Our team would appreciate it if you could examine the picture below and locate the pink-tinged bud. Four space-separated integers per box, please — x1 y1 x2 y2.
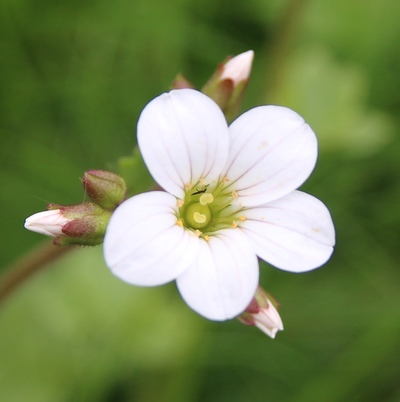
220 50 254 85
82 170 126 210
202 50 254 122
238 287 284 339
24 209 70 237
24 203 112 246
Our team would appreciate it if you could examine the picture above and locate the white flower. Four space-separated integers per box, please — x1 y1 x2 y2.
24 209 70 237
220 50 254 85
104 89 335 321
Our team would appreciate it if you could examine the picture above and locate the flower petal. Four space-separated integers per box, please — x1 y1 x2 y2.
176 229 259 320
253 300 284 339
223 106 318 206
220 50 254 85
103 191 200 286
240 190 335 272
24 209 69 237
138 89 229 199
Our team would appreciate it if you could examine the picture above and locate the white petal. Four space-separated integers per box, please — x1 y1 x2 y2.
240 191 335 272
176 229 259 320
24 209 69 237
103 191 200 286
223 106 318 206
138 89 229 199
253 300 284 339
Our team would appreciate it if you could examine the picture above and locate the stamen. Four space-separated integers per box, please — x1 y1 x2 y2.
194 229 202 237
232 190 238 198
203 235 210 241
176 219 183 227
177 199 184 208
239 216 246 221
199 193 214 205
231 221 238 228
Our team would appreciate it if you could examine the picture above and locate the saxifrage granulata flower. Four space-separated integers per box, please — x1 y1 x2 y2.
103 88 335 320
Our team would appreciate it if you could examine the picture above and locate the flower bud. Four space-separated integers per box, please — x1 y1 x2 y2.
220 50 254 85
238 286 284 339
25 203 112 246
202 50 254 122
24 209 70 237
82 170 126 210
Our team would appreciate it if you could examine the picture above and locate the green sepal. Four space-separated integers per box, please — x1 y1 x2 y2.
53 203 112 247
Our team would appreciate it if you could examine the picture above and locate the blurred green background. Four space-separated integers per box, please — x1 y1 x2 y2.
1 0 400 401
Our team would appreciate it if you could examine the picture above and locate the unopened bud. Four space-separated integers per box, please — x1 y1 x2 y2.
82 170 126 210
202 50 254 122
220 50 254 85
24 209 70 237
238 286 284 339
24 203 112 246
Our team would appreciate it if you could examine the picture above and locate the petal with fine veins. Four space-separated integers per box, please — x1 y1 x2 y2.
138 89 229 199
176 229 259 320
240 191 335 272
223 106 318 206
104 191 200 286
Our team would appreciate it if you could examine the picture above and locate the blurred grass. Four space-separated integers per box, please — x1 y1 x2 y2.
1 0 400 401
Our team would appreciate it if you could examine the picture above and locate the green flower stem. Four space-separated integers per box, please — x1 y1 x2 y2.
0 241 76 307
264 0 308 102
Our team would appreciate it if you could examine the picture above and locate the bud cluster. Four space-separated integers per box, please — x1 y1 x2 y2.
24 170 127 246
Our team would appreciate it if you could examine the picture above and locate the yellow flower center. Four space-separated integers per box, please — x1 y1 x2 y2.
177 179 246 239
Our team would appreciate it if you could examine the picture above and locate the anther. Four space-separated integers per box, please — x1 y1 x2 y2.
199 193 214 205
